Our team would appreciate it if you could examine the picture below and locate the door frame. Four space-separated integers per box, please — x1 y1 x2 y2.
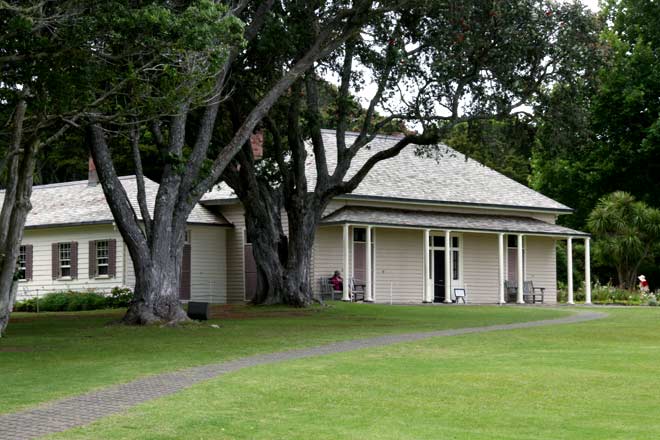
505 234 527 283
429 232 464 302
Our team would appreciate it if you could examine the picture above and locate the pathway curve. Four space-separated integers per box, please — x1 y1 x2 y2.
0 310 606 440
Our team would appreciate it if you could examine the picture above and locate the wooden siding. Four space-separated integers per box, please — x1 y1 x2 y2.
18 225 126 299
220 204 246 303
525 236 558 304
373 228 424 303
312 226 343 295
189 226 227 303
462 233 500 303
324 198 559 223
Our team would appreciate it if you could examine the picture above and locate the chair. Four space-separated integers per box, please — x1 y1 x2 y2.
453 288 467 304
504 280 518 303
523 281 545 304
319 277 341 301
350 278 365 302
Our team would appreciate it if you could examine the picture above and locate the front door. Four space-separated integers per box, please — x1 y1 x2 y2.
244 243 257 301
179 243 191 300
353 242 366 284
433 249 445 303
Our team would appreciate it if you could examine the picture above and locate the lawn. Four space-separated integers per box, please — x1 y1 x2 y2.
42 307 660 440
0 303 565 415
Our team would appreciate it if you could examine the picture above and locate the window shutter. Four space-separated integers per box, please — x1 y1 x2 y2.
108 239 117 278
52 243 59 279
71 241 78 279
89 240 96 278
25 245 33 281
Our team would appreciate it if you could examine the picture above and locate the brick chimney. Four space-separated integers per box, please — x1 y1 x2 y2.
250 130 264 160
88 157 98 187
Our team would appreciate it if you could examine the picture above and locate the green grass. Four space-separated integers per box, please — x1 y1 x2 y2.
0 303 565 415
43 307 660 440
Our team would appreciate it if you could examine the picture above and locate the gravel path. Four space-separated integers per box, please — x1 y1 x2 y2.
0 310 606 440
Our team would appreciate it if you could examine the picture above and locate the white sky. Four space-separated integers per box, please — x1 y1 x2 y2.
580 0 600 12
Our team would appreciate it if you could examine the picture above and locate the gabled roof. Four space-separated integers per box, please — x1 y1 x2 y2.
202 129 571 213
9 176 230 229
321 206 588 237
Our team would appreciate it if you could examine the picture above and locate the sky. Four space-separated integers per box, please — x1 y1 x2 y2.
580 0 600 12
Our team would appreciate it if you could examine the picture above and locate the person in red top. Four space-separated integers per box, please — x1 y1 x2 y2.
330 270 343 292
638 275 649 292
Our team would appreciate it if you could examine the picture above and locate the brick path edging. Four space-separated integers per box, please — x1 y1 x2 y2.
0 310 606 440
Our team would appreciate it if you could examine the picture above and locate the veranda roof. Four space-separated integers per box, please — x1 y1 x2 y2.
320 206 588 237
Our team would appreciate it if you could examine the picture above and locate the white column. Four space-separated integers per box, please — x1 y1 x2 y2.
423 229 431 303
517 234 524 304
342 223 351 301
567 237 574 305
444 230 452 303
584 237 591 305
498 233 505 304
365 226 373 302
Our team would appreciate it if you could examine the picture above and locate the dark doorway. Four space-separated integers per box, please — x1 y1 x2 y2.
433 249 445 303
179 243 191 300
244 243 257 301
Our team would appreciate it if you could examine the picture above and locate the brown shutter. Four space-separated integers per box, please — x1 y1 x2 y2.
108 239 117 278
179 244 191 300
89 240 96 278
71 241 78 279
25 245 33 281
52 243 59 279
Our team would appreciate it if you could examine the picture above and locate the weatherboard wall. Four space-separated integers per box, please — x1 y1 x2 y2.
18 224 127 299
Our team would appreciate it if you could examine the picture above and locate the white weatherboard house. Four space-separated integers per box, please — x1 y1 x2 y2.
14 130 591 305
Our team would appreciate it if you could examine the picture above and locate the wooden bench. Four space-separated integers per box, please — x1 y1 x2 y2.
319 277 341 301
504 280 545 304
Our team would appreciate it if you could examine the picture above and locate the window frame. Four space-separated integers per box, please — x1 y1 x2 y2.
17 245 27 281
96 240 109 277
59 242 72 278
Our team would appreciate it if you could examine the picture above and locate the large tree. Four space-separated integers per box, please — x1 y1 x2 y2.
587 192 660 289
219 0 602 305
85 0 377 324
532 0 660 229
0 0 136 335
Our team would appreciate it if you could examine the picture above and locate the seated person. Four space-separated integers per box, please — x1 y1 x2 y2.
330 270 343 292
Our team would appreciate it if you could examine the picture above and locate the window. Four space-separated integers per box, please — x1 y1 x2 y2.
17 245 27 281
59 242 71 277
432 236 444 247
452 236 459 248
353 228 366 243
96 240 109 276
453 250 459 280
508 235 518 248
185 230 191 244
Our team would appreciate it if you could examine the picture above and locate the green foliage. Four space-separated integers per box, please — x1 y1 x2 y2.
445 119 535 184
13 288 133 312
587 191 660 288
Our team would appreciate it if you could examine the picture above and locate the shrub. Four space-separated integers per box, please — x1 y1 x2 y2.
108 287 133 308
13 287 134 312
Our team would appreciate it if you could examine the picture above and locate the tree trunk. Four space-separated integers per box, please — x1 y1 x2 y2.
0 100 36 337
246 191 321 307
88 124 190 326
122 253 189 325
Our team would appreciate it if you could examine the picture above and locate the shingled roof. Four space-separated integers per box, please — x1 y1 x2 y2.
202 129 571 213
12 176 230 229
321 206 588 237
